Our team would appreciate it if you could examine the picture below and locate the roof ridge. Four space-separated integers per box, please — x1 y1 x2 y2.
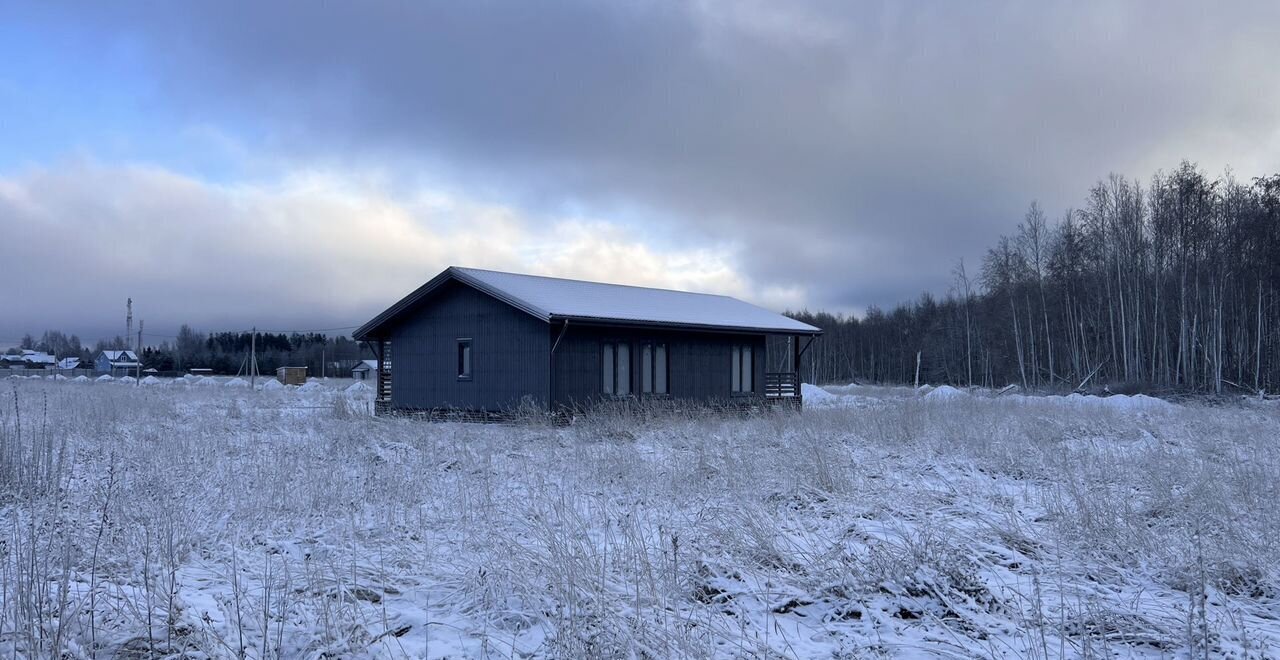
451 266 738 300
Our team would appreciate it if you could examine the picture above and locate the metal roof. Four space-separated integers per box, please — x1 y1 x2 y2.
354 266 820 339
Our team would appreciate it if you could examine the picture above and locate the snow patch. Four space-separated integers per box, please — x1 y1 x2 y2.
1100 393 1175 412
800 383 842 407
344 381 373 396
924 384 968 401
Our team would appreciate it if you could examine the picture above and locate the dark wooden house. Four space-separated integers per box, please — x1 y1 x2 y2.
354 267 821 416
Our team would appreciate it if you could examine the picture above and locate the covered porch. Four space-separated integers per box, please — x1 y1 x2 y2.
764 333 815 408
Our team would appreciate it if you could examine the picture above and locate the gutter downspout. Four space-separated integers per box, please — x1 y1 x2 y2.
549 320 569 413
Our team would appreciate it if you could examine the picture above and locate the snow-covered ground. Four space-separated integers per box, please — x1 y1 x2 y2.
1 378 1278 658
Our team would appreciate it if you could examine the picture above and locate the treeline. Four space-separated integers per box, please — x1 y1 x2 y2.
10 330 89 361
12 326 370 376
789 161 1280 394
146 326 368 375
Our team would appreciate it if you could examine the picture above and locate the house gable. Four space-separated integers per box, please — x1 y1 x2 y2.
386 280 550 411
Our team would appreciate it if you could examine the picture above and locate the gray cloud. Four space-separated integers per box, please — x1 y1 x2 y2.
0 162 766 342
12 0 1280 330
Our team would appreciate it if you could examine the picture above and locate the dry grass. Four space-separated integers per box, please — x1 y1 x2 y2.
1 379 1277 658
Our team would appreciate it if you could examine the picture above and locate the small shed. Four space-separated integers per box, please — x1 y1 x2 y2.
276 366 308 386
351 360 377 380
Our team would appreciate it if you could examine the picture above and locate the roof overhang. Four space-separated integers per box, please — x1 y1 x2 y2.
548 315 821 336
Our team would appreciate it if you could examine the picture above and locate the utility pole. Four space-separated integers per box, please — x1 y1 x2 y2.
136 320 143 384
250 327 257 389
126 298 133 350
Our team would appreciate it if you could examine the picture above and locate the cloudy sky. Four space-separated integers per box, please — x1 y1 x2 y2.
3 1 1279 344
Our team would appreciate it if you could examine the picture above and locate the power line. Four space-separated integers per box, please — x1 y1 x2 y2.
252 325 362 334
143 325 360 337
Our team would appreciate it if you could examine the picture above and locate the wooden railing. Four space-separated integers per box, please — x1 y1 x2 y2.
377 367 392 400
376 341 392 414
764 372 800 399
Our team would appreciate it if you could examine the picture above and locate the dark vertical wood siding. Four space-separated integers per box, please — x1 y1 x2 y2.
388 281 549 411
551 325 766 409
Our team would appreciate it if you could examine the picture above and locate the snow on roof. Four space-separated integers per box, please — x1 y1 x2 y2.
454 267 819 333
57 357 81 369
352 360 377 371
357 266 820 338
18 352 55 364
102 350 138 361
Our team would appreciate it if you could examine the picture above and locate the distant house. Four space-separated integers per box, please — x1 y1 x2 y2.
96 350 140 376
351 360 377 381
10 351 57 369
56 357 81 371
328 359 362 376
354 266 821 416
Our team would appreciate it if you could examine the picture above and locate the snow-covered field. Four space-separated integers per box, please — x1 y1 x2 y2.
2 377 1278 658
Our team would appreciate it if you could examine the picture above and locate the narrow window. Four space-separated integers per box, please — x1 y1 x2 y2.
640 343 668 395
731 344 753 393
602 343 615 395
731 346 741 392
641 344 653 393
655 344 667 394
616 343 631 395
457 339 472 379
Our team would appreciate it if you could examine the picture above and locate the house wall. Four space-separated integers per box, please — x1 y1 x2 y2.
551 325 767 410
387 281 550 411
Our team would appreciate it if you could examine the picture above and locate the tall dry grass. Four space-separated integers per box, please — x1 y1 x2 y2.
0 380 1276 657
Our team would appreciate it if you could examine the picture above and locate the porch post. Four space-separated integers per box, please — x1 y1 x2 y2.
793 334 801 382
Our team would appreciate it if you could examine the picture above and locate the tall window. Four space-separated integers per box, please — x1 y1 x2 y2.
602 342 631 395
731 344 753 393
641 343 668 394
457 339 472 379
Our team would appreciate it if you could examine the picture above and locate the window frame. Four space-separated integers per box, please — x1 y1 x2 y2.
639 342 669 396
456 338 473 381
730 343 754 395
601 340 632 397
